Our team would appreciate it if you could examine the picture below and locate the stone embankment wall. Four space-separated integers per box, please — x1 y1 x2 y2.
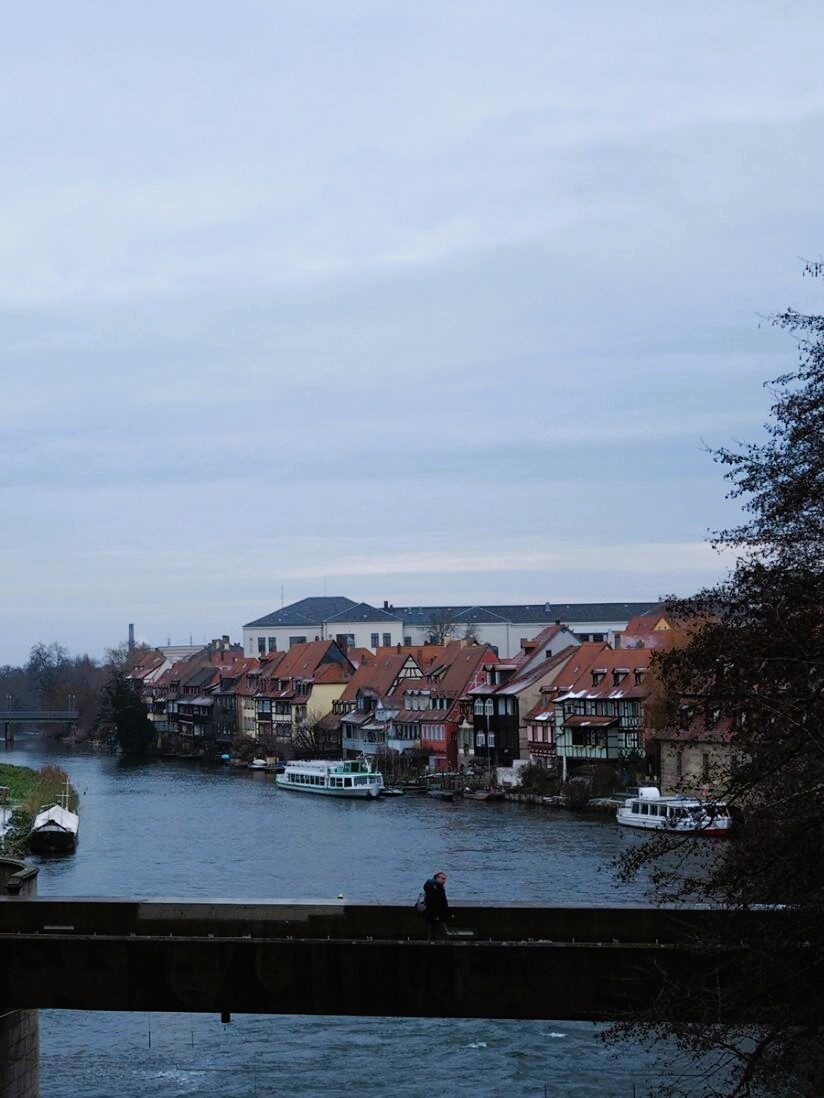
0 857 39 1098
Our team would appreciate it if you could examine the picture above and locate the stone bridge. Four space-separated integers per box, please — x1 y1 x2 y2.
0 859 818 1097
0 894 814 1021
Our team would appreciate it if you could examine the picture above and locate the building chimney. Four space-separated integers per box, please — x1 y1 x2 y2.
383 600 389 610
128 623 135 650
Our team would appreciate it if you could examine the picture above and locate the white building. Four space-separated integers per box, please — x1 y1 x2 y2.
243 597 655 659
243 597 403 657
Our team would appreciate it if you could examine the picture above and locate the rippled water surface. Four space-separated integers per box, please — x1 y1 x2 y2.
4 739 674 1096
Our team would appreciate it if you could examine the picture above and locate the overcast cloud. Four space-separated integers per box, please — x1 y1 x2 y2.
1 1 823 664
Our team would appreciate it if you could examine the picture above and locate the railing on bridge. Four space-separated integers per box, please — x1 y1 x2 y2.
0 898 816 1022
0 710 80 722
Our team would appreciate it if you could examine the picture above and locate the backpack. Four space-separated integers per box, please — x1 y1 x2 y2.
414 890 427 916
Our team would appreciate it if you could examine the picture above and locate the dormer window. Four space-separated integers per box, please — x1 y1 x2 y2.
613 669 629 687
634 668 646 685
592 670 606 686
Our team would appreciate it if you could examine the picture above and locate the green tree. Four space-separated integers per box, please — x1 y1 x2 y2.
95 671 155 756
615 261 824 1096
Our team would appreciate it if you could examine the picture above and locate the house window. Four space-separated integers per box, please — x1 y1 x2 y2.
289 636 307 648
267 638 278 653
257 637 266 654
404 636 412 645
382 633 391 646
473 699 484 715
335 633 355 647
370 633 379 648
592 633 604 643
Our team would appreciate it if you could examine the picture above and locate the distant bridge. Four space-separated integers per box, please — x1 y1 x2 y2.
0 709 79 745
0 897 816 1022
0 710 79 724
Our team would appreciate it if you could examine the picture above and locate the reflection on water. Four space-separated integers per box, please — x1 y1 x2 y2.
4 740 669 1096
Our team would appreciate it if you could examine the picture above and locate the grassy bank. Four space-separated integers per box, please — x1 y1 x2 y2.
0 763 78 856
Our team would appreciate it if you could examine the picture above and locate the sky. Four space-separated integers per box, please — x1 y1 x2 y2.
2 0 824 665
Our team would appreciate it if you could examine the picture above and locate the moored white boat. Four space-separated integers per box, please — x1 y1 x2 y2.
616 786 732 835
275 758 384 799
28 783 79 853
0 805 14 843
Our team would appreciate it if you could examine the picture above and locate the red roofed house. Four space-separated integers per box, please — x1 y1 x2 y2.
336 653 423 759
553 646 654 783
254 640 354 754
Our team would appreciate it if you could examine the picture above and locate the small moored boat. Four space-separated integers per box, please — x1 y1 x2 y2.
275 758 384 799
28 783 79 853
616 787 732 835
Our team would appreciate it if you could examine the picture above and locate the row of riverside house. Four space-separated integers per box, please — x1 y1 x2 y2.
128 606 733 795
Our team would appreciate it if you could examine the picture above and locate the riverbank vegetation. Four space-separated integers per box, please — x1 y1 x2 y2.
0 763 78 856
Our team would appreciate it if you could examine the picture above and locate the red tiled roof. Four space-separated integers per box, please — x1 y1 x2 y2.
557 645 655 700
312 663 351 685
426 642 497 697
266 640 343 679
338 654 421 702
373 644 445 670
346 648 374 668
512 624 570 667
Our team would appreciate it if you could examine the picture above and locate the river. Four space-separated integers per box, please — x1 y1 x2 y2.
4 738 682 1097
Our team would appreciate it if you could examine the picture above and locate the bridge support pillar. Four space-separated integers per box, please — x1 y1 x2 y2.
0 860 39 1098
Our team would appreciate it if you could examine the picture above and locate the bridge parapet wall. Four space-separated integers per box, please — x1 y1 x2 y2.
0 898 814 1025
0 860 38 1098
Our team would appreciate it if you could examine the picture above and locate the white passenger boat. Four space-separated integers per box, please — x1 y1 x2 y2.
616 786 732 836
28 783 79 853
275 758 384 799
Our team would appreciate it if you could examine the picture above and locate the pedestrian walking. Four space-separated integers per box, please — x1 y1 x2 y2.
423 870 451 940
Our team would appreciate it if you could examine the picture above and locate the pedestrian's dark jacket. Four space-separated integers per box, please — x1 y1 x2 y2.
423 877 449 923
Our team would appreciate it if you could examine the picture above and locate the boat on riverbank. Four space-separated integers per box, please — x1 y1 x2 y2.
275 758 384 799
616 787 732 835
28 784 79 853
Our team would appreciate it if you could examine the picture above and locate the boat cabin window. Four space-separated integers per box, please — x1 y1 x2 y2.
640 803 649 815
631 803 639 814
344 778 352 787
